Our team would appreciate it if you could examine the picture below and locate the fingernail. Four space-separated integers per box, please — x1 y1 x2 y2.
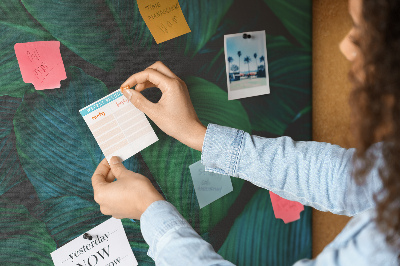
124 89 133 100
110 156 122 165
120 85 130 92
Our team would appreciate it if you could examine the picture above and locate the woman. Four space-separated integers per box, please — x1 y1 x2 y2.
91 0 400 264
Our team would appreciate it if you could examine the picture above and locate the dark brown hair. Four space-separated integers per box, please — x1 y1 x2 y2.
350 0 400 253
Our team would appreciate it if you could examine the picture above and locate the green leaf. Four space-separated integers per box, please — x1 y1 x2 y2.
21 0 118 71
187 76 251 131
218 189 312 265
0 96 27 196
0 198 56 265
14 66 140 201
179 0 234 56
33 196 108 247
106 0 233 56
240 34 311 136
0 0 41 29
263 0 311 49
105 0 153 50
0 96 21 139
141 76 251 234
191 32 311 138
0 21 53 97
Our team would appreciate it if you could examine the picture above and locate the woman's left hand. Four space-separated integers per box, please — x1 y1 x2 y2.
91 157 164 220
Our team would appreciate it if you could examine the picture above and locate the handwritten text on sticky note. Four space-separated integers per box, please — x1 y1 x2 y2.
137 0 191 44
189 161 233 209
269 191 304 224
14 41 66 90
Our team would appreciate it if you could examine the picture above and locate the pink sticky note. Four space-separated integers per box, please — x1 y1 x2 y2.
14 41 67 90
269 191 304 224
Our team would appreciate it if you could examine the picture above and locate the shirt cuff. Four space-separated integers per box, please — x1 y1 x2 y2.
140 200 191 259
201 123 245 176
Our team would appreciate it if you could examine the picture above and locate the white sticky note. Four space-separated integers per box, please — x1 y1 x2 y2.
189 161 233 208
51 218 138 266
79 90 158 162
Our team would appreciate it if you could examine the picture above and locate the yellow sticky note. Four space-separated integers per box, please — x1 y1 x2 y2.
137 0 191 44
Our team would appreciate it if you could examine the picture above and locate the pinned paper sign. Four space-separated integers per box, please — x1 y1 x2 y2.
189 161 233 209
137 0 191 44
51 218 137 266
14 41 66 90
269 191 304 224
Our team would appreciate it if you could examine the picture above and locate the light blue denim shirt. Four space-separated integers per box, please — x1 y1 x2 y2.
140 124 399 265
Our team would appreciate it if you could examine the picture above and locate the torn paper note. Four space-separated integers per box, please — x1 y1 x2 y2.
79 89 158 162
51 218 137 266
269 191 304 224
189 161 233 208
137 0 191 44
14 41 66 90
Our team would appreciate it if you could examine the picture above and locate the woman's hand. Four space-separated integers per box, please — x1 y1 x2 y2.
91 157 164 220
120 61 206 151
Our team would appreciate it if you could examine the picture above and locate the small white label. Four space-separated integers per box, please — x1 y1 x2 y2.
51 218 137 266
189 161 233 208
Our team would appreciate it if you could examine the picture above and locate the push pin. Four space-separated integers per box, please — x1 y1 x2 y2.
120 85 130 92
243 33 252 39
83 233 96 241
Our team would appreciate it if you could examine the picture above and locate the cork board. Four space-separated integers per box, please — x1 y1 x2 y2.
312 0 353 257
1 0 312 265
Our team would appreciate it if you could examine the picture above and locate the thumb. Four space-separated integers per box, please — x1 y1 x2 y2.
122 88 154 115
109 156 128 178
92 158 110 188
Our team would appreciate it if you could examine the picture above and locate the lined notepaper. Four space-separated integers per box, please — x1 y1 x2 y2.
80 90 158 162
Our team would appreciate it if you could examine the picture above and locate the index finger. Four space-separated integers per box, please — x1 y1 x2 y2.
120 68 174 93
92 158 111 189
146 61 178 79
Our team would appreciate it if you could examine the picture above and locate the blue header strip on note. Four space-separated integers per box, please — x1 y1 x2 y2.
79 90 123 116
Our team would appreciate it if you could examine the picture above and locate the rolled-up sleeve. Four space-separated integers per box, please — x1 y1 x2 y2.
201 124 382 216
140 200 234 265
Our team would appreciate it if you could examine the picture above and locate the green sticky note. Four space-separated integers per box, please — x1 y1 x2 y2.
189 161 233 208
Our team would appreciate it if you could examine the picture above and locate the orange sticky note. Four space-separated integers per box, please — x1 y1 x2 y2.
14 41 67 90
269 191 304 224
137 0 191 44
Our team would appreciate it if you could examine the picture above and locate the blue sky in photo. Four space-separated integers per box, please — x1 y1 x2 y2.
226 33 266 73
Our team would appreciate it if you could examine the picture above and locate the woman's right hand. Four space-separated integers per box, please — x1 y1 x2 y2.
120 61 207 151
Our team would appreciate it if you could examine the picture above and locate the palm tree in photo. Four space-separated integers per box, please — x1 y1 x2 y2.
253 53 257 74
227 56 234 73
237 51 242 77
260 55 266 76
244 56 251 78
231 64 239 73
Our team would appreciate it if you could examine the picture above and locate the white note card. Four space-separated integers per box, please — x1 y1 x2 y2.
189 161 234 208
51 218 137 266
79 90 158 162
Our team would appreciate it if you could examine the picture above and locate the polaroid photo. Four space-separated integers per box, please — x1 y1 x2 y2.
224 30 270 100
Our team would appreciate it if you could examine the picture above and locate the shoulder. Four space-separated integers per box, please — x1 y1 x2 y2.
324 209 399 265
